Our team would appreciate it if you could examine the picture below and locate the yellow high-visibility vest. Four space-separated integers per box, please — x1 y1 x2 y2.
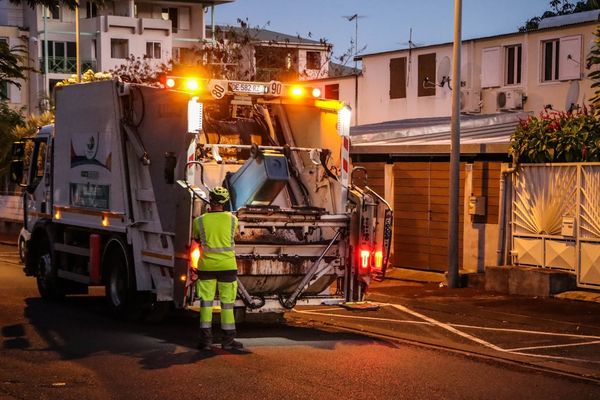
192 212 238 271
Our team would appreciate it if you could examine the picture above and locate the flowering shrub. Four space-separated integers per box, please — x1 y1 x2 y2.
510 106 600 163
55 69 112 88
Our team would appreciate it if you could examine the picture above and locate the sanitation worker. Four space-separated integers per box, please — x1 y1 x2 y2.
192 186 243 351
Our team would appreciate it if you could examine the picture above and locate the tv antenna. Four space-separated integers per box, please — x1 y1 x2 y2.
397 28 422 86
343 14 366 70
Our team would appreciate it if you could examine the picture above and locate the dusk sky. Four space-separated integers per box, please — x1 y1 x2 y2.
215 0 556 59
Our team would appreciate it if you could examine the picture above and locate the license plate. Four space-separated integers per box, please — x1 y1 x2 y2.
229 82 267 94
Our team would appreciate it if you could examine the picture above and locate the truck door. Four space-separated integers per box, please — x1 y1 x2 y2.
24 138 50 230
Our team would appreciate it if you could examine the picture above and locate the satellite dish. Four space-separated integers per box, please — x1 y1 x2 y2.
565 80 580 111
437 56 451 88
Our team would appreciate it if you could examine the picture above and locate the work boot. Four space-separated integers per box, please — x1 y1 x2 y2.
197 328 213 351
221 330 243 350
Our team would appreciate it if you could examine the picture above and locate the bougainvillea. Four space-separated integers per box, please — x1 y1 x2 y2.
510 106 600 163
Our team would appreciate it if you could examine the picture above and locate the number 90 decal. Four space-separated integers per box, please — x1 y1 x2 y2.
269 81 283 96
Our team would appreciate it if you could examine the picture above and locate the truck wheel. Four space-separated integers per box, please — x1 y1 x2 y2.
18 235 27 264
35 236 64 300
104 239 139 318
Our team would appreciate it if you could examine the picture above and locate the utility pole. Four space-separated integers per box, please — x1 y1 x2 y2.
43 6 48 97
447 0 462 288
75 0 81 81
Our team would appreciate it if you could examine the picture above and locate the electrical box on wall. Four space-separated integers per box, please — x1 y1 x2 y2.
561 216 575 237
468 196 486 216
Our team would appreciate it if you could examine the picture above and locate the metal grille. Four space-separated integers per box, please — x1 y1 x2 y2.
511 163 600 287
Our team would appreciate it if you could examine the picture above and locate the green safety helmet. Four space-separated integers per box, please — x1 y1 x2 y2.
209 186 230 204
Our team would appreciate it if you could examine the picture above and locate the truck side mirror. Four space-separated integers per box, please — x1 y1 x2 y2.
10 160 24 184
12 141 25 158
164 152 177 184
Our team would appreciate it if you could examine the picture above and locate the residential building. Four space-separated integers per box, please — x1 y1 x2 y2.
306 11 600 277
310 10 600 126
0 0 233 113
0 1 28 113
203 25 331 81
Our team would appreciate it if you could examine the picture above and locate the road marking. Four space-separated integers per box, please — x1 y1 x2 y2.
292 309 430 325
295 303 600 364
387 303 505 351
452 323 600 340
506 340 600 352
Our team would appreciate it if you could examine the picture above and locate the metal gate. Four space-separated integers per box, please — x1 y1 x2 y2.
512 163 600 288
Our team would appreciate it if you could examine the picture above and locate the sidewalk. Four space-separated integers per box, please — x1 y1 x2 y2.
382 266 600 304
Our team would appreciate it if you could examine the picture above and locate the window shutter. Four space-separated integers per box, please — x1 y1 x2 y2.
389 57 407 99
179 7 190 30
481 47 501 88
417 53 436 97
559 35 582 80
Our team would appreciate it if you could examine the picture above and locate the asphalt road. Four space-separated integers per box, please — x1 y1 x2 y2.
1 244 600 400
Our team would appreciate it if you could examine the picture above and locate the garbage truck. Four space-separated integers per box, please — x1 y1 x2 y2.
10 77 393 318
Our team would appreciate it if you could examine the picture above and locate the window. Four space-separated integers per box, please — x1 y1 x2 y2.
111 39 129 59
505 44 522 85
42 41 77 73
418 53 436 97
306 51 321 70
86 1 98 18
162 8 178 33
543 39 560 82
389 57 407 99
256 47 294 69
48 4 60 20
146 42 161 59
324 84 339 100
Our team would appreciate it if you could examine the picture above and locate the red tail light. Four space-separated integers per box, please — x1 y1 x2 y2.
190 242 201 269
360 249 371 271
374 250 383 270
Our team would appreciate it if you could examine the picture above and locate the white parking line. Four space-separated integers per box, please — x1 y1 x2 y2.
506 340 600 352
295 303 600 364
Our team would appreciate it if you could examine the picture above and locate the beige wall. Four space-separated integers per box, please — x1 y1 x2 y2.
313 21 599 126
475 23 597 115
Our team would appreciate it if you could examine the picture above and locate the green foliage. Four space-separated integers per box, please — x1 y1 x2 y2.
0 102 26 177
588 26 600 109
0 41 28 95
520 0 600 32
510 107 600 163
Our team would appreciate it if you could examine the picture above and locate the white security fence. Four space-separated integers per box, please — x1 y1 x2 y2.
511 163 600 288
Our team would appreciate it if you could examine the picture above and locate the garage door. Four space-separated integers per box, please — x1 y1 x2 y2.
394 162 464 272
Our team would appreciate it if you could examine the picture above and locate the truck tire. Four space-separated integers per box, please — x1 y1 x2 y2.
104 239 140 319
18 235 27 264
35 235 65 300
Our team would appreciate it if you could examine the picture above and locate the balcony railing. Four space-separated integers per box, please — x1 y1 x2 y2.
39 58 97 74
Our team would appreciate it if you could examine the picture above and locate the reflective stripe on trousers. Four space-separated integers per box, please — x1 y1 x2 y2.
196 279 238 331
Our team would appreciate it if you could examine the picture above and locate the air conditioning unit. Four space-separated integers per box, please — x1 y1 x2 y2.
496 89 523 110
460 90 481 113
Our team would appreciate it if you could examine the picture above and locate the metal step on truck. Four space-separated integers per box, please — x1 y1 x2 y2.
10 77 393 319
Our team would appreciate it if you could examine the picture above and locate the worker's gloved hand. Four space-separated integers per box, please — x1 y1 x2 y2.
188 268 198 283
